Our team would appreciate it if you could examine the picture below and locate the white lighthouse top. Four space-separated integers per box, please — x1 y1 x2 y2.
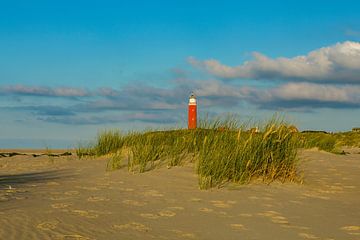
189 93 196 105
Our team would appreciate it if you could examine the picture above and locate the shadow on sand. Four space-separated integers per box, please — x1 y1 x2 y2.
0 170 75 189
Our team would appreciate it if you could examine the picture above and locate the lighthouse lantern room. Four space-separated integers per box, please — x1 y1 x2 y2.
188 93 197 129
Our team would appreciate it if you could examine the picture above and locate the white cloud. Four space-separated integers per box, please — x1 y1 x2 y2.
52 87 90 97
187 80 360 109
189 41 360 83
267 82 360 103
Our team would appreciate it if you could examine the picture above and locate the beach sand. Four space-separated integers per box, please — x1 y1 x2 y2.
0 149 359 240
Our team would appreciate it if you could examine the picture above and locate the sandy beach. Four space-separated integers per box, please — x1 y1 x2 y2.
0 149 359 240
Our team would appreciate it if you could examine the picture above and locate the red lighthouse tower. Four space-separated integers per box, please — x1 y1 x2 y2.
188 93 197 129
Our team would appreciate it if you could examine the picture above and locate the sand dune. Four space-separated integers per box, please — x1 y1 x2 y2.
0 149 359 239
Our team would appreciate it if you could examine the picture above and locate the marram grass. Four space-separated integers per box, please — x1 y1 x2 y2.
299 131 360 153
80 116 306 189
196 121 299 188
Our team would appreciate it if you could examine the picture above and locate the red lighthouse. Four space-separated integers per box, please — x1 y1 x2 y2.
188 93 197 129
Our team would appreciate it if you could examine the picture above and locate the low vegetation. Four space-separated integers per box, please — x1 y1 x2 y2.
77 116 359 189
300 131 360 153
78 117 304 189
335 131 360 148
300 132 338 152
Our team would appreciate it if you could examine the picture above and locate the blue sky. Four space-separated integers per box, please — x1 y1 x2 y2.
0 1 360 148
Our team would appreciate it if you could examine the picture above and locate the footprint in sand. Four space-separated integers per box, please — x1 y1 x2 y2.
139 211 176 219
257 211 289 225
87 196 110 202
302 192 330 200
317 189 339 194
71 210 98 218
271 215 289 224
91 210 112 215
170 230 196 239
199 208 214 213
210 200 236 208
75 186 100 191
341 226 360 231
56 234 93 240
341 226 360 236
36 220 59 230
50 192 62 195
143 190 164 197
238 213 252 217
290 200 303 205
217 211 228 216
180 233 196 239
298 232 320 239
158 210 176 217
122 199 147 207
46 181 60 186
167 206 185 211
51 203 72 209
281 224 310 230
118 187 134 192
112 222 151 232
49 196 72 201
230 223 247 231
140 213 160 219
97 183 110 188
64 191 79 196
14 196 26 200
318 185 344 194
141 207 181 219
190 198 202 202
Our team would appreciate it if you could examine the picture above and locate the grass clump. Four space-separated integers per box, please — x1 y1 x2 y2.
197 121 299 189
95 130 124 155
128 133 165 172
76 143 96 159
76 130 124 159
106 152 124 170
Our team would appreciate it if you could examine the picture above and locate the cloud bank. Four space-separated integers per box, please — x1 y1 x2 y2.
252 82 360 110
2 41 360 125
38 112 180 125
4 80 360 123
189 41 360 83
0 85 90 97
192 81 360 110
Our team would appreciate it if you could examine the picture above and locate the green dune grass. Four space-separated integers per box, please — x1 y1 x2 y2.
300 131 360 153
78 117 307 189
76 116 359 189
